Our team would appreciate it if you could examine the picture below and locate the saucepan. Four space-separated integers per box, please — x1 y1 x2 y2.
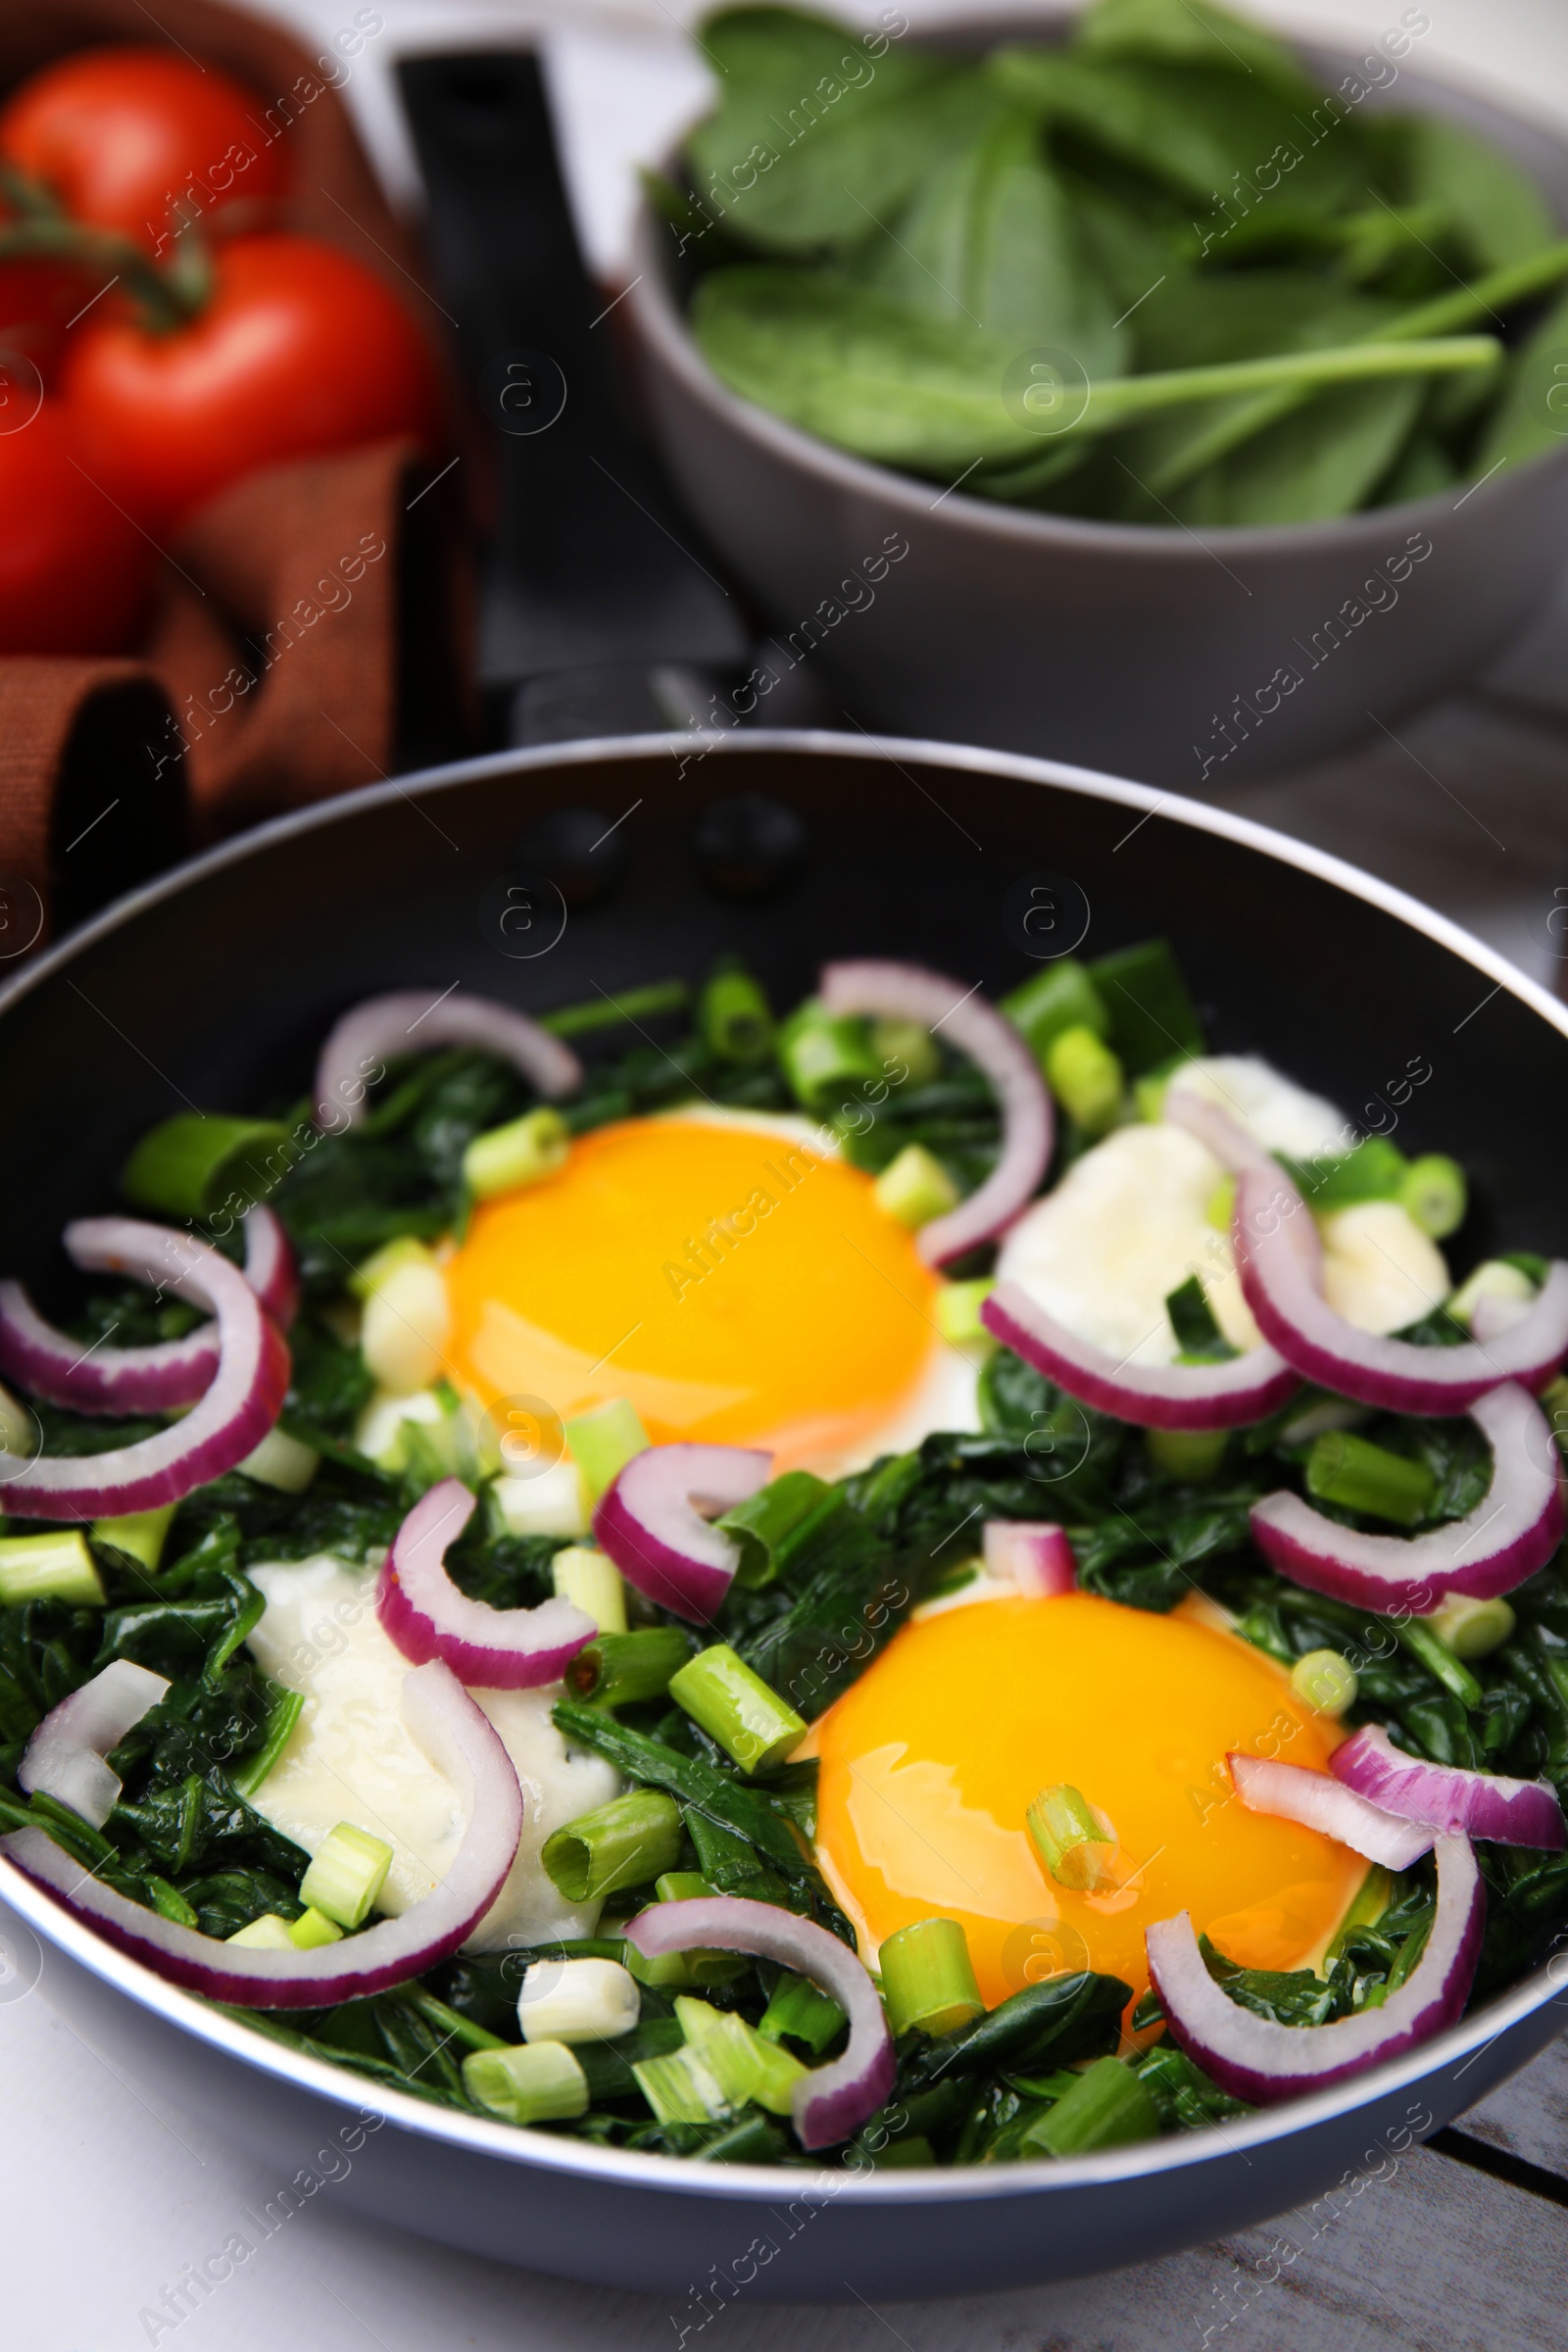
0 730 1563 2301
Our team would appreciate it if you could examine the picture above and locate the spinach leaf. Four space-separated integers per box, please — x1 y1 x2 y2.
1167 375 1425 525
864 108 1120 375
1474 285 1568 477
1075 0 1320 108
1383 114 1556 273
685 8 989 257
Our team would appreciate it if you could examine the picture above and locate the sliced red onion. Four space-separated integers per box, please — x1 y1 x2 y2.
593 1444 771 1623
818 960 1053 1268
1162 1083 1280 1180
982 1519 1077 1595
1146 1834 1483 2105
0 1220 289 1519
1331 1723 1567 1849
1227 1750 1434 1872
981 1279 1298 1431
621 1894 894 2148
1250 1383 1563 1612
1234 1165 1568 1413
0 1204 297 1416
243 1207 299 1331
2 1659 522 2007
315 992 582 1131
377 1478 595 1688
18 1660 171 1830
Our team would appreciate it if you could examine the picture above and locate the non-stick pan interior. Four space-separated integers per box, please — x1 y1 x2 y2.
5 736 1563 1305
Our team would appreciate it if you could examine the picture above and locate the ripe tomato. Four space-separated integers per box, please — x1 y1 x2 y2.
0 397 151 653
0 253 97 384
0 47 288 255
61 233 444 529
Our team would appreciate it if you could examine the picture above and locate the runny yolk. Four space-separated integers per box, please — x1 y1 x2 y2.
444 1116 940 1469
807 1592 1365 2007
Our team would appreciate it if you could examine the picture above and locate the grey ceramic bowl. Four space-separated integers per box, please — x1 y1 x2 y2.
628 18 1568 786
0 730 1565 2303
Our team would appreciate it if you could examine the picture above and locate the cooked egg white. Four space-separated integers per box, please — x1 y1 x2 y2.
244 1555 618 1950
998 1056 1448 1362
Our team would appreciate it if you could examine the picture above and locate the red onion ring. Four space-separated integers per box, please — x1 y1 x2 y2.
2 1660 523 2007
242 1207 299 1331
621 1894 894 2148
1228 1750 1435 1871
817 960 1053 1268
0 1220 290 1519
0 1205 297 1415
18 1660 171 1830
594 1444 771 1623
1250 1384 1563 1612
1234 1165 1568 1413
1146 1834 1483 2105
315 992 582 1131
378 1478 595 1688
1162 1083 1280 1179
981 1519 1077 1595
1331 1723 1567 1849
982 1279 1298 1430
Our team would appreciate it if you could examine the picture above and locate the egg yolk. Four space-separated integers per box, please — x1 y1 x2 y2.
808 1592 1364 2007
445 1117 940 1468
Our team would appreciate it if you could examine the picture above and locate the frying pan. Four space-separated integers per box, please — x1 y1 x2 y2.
0 730 1563 2302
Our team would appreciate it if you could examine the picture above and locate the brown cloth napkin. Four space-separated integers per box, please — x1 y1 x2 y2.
0 0 474 951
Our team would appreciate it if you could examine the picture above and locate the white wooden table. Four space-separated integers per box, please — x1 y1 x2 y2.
11 2 1568 2341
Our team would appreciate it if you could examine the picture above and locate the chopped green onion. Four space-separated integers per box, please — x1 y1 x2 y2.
1164 1274 1235 1363
551 1544 626 1634
121 1112 292 1220
298 1821 393 1930
0 1530 103 1607
1204 1176 1236 1231
699 962 774 1063
564 1398 649 1501
91 1505 175 1574
1396 1618 1484 1709
287 1905 344 1950
1021 2055 1160 2157
999 958 1110 1064
1430 1592 1516 1660
238 1425 318 1494
1541 1374 1568 1457
1291 1648 1358 1716
1044 1025 1123 1133
1305 1431 1436 1527
349 1233 434 1299
633 2046 730 2126
1088 940 1205 1073
564 1626 695 1708
231 1688 304 1796
1448 1259 1535 1327
226 1913 298 1950
760 1970 846 2054
935 1278 996 1348
716 1470 833 1588
540 1788 684 1902
869 1015 940 1086
462 1107 569 1200
624 1872 747 1989
517 1954 641 2044
879 1917 984 2037
1026 1785 1116 1892
539 980 690 1038
1145 1427 1228 1483
872 1143 958 1229
464 2039 589 2125
1282 1136 1406 1208
676 1996 807 2115
667 1642 806 1774
777 1002 882 1110
1400 1154 1467 1241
